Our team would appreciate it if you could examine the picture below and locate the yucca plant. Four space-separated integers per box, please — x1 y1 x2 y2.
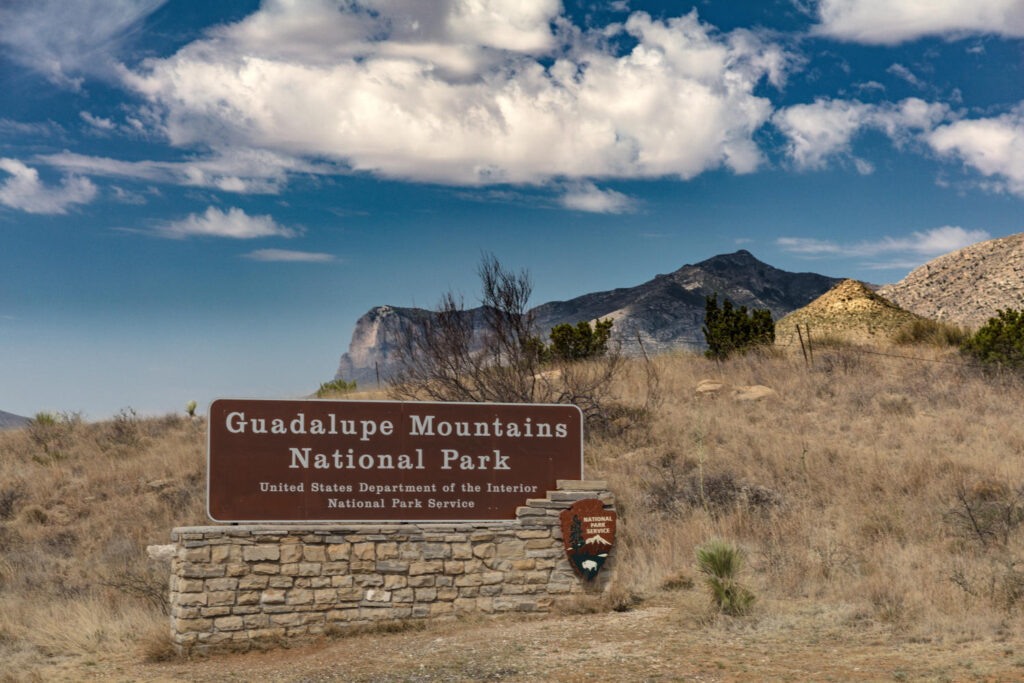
696 539 756 615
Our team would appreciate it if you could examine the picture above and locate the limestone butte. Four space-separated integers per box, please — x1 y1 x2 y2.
776 279 922 346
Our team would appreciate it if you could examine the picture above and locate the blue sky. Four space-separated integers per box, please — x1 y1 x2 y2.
1 0 1023 419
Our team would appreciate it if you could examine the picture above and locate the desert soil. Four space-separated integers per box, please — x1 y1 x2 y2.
37 596 1024 682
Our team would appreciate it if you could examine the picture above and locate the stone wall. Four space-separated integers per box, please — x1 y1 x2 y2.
169 480 614 653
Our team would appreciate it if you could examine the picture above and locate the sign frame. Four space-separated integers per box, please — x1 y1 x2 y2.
206 397 584 524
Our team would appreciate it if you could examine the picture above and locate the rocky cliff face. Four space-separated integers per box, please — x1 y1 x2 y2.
335 250 842 385
878 232 1024 331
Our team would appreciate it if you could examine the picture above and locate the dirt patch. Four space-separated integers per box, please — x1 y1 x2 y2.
32 596 1024 682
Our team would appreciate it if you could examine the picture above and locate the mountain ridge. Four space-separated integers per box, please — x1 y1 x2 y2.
335 250 843 385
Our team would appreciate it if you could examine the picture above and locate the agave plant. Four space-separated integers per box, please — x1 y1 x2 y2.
696 539 756 616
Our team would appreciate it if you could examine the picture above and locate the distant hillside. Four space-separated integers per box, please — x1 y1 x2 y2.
0 410 29 430
335 250 842 385
776 279 923 346
879 232 1024 331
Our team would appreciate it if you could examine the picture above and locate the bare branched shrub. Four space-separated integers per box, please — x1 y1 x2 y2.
947 478 1024 548
387 254 621 423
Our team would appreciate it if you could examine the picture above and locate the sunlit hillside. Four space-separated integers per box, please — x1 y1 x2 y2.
2 343 1024 679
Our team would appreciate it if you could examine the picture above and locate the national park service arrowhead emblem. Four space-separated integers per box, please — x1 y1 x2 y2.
560 498 615 581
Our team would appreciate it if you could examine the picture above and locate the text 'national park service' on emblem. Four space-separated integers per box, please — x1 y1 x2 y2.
560 498 615 581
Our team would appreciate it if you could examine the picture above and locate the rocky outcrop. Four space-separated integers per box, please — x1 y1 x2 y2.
335 251 842 385
879 232 1024 331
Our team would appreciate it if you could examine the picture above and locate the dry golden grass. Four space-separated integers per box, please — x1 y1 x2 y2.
2 345 1024 678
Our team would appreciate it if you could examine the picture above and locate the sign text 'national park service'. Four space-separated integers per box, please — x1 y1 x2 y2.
207 399 583 522
560 498 616 581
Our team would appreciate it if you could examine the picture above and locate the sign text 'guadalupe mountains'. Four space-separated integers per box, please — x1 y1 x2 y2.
208 399 583 522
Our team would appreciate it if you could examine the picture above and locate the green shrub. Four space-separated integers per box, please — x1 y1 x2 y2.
695 539 756 615
961 309 1024 368
702 294 774 360
545 318 614 361
317 378 357 397
892 318 970 347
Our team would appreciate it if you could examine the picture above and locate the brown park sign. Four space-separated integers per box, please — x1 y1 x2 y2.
207 399 583 522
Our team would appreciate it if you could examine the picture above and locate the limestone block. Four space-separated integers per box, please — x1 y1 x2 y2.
414 587 437 602
205 577 238 592
173 617 212 633
296 563 321 577
314 589 338 604
214 616 244 631
279 545 303 563
211 544 241 563
182 563 225 579
268 576 294 588
176 592 208 607
207 591 236 607
515 529 550 539
375 560 409 574
443 561 464 575
451 542 473 560
310 577 332 589
260 589 286 604
392 587 414 603
421 543 451 560
436 587 458 601
331 575 354 588
201 606 232 619
376 542 398 559
323 561 350 576
472 543 495 559
286 588 313 605
270 612 301 627
384 575 407 590
352 542 375 560
183 546 210 563
337 587 363 601
242 545 280 562
364 589 391 602
236 591 260 605
408 560 444 575
408 575 435 588
238 575 268 590
280 563 300 577
225 563 248 577
243 614 270 629
303 545 326 562
354 574 384 587
326 543 351 561
251 563 280 575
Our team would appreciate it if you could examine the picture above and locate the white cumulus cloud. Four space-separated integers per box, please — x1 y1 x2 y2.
119 3 792 187
811 0 1024 44
927 105 1024 196
560 182 635 213
773 97 950 170
154 206 298 239
242 249 335 262
0 158 97 214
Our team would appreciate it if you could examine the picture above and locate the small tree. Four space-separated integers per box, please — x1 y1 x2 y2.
961 308 1024 369
547 319 614 361
702 294 774 360
387 254 620 422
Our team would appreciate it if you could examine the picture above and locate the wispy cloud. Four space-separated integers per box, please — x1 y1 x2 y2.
153 206 298 240
777 226 991 267
0 0 168 89
242 249 335 263
0 158 96 214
